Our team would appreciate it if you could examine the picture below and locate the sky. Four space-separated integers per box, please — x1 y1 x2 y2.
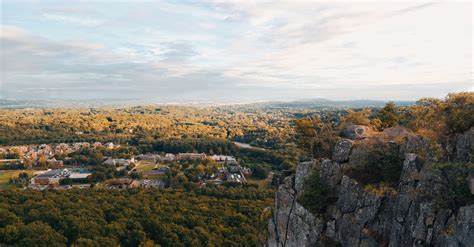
1 0 473 103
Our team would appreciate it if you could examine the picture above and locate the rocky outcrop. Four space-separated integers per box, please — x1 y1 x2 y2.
267 161 323 247
455 127 474 162
332 139 353 163
267 128 473 247
342 124 375 140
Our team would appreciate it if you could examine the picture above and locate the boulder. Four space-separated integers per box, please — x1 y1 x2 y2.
342 124 374 140
380 126 416 142
320 159 344 189
332 138 353 163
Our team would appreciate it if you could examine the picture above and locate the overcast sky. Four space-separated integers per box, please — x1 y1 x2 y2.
1 0 472 102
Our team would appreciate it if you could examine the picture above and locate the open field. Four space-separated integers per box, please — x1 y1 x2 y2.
134 161 158 171
134 161 169 172
246 177 270 190
0 170 35 189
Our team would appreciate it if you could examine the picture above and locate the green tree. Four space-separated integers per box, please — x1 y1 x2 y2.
18 221 67 247
297 167 330 214
252 165 268 179
130 171 143 179
377 102 399 130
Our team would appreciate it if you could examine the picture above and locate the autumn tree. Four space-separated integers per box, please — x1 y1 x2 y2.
376 102 399 130
443 92 474 134
295 117 336 159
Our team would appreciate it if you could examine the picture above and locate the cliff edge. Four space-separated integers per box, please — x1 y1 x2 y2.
267 127 473 247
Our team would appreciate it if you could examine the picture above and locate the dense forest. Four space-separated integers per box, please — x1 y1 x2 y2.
0 187 273 246
0 106 299 149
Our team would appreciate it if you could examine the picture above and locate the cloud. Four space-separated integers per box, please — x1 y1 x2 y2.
1 1 472 102
43 13 104 27
159 42 199 63
217 2 472 92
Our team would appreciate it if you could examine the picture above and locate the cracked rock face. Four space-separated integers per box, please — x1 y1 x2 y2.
455 127 474 162
267 128 473 247
267 161 323 247
332 139 353 163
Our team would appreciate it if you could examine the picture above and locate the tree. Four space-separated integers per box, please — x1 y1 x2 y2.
377 102 399 130
130 171 143 179
18 221 68 247
297 167 330 214
60 178 73 186
37 155 49 168
5 148 21 159
444 92 474 134
252 165 268 179
341 109 371 126
295 117 336 159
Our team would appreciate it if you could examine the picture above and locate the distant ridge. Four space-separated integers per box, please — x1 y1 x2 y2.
256 98 414 109
0 98 415 109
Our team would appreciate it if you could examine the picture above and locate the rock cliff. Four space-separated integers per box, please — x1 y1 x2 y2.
267 127 473 247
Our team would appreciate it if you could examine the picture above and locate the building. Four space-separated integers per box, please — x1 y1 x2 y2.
47 158 64 168
143 167 169 178
139 179 166 188
177 153 206 160
31 169 69 185
104 142 120 150
136 154 161 163
69 173 92 180
224 164 247 183
106 178 140 189
161 153 176 162
30 169 92 185
103 158 133 167
210 155 237 163
92 142 103 149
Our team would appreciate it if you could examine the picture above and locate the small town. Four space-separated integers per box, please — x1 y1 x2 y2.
0 141 261 191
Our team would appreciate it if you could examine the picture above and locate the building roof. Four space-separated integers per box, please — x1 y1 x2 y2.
69 173 92 179
35 169 65 178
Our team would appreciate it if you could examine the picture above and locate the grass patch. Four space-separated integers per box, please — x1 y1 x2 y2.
134 161 158 171
246 177 269 190
0 170 35 189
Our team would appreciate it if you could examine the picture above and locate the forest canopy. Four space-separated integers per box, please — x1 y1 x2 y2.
0 187 273 246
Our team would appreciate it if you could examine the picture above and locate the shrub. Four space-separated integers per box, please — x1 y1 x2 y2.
344 144 402 186
252 165 269 179
363 183 397 197
297 168 330 214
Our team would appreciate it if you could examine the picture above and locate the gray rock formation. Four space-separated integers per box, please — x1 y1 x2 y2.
267 128 473 247
342 124 374 140
332 139 353 163
267 161 323 247
455 127 474 162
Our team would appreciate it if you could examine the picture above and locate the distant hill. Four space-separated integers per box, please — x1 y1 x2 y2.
252 99 414 109
0 98 414 109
